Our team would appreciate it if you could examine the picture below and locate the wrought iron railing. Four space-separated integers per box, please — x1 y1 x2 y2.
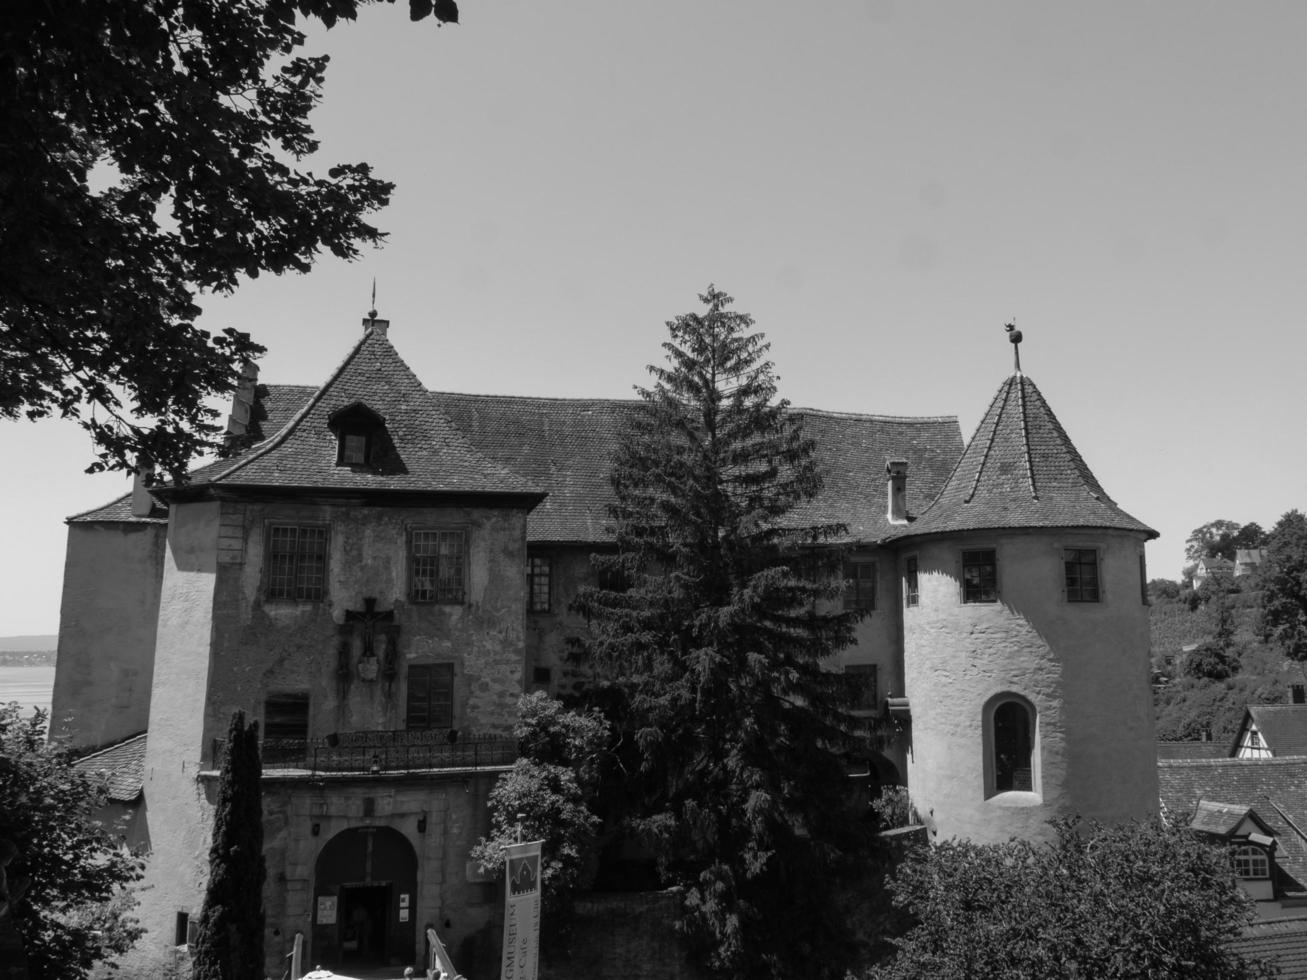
211 730 519 775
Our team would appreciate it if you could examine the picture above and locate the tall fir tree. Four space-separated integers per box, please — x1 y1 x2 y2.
576 286 875 979
192 711 265 980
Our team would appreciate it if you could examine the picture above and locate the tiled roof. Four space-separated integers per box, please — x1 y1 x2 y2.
1159 757 1307 893
1157 740 1228 760
895 372 1155 540
174 327 542 499
1242 706 1307 758
66 491 168 524
71 732 147 802
1190 800 1272 837
1231 916 1307 980
432 393 965 543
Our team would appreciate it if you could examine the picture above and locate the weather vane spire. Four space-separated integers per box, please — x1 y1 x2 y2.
1005 322 1023 373
368 277 378 321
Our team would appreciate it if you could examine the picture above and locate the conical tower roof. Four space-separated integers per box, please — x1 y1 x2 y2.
897 370 1155 540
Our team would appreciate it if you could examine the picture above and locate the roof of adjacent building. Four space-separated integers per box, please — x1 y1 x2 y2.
1159 757 1307 893
1189 799 1275 838
1234 706 1307 759
894 372 1156 540
70 732 147 803
1157 740 1228 761
1231 916 1307 980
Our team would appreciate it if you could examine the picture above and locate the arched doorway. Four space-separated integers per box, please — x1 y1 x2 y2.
312 826 418 971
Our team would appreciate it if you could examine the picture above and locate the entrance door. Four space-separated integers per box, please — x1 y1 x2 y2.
312 826 418 969
340 883 390 966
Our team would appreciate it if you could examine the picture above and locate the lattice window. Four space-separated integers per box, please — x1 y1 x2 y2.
410 529 466 603
1231 844 1270 879
528 554 551 612
962 549 997 603
843 561 877 612
406 663 454 730
266 524 328 601
904 556 919 608
1064 548 1100 602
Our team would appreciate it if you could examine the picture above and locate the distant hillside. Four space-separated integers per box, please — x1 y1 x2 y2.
0 634 56 652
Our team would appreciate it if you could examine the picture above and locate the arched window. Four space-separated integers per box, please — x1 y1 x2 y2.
1231 844 1270 880
987 697 1036 796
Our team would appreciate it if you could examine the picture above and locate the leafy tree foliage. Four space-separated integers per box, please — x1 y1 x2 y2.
1260 509 1307 660
1183 519 1268 582
193 711 265 980
575 286 873 979
0 704 144 980
471 693 609 930
1 0 455 478
868 819 1271 980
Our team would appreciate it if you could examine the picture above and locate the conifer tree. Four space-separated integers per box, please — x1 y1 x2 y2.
576 286 874 979
193 711 265 980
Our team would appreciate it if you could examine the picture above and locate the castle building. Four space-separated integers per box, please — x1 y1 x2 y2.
51 317 1158 976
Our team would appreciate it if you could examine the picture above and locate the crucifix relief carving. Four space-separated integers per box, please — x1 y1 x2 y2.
341 597 400 683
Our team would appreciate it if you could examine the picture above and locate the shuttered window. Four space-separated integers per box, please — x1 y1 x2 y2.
406 663 454 730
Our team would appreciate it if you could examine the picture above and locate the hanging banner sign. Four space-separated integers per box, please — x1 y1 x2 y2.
500 840 543 980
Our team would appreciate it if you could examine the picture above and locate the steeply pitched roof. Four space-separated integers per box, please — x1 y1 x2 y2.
1238 706 1307 759
432 393 965 543
172 327 542 499
1189 800 1274 837
895 372 1155 540
1159 757 1307 893
70 732 147 802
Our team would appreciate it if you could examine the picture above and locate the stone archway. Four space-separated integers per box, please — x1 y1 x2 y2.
311 826 418 971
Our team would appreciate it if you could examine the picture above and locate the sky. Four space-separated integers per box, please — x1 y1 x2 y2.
3 1 1305 636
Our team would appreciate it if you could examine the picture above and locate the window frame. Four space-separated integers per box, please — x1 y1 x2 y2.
527 553 552 613
843 560 877 612
1063 547 1102 603
1231 843 1271 880
904 555 919 608
264 523 329 602
961 548 998 604
844 663 879 713
406 662 455 730
983 693 1039 800
408 527 468 605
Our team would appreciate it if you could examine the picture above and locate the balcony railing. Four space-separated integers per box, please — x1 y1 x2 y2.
211 730 520 775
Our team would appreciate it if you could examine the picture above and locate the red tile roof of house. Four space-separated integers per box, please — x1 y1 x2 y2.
1159 757 1307 893
70 732 147 802
894 372 1155 540
1231 916 1307 979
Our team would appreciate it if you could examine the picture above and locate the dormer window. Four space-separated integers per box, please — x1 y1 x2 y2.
327 402 385 468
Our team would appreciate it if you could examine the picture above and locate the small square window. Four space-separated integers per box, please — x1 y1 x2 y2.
1064 549 1100 602
265 524 328 601
904 556 919 608
528 554 551 612
843 561 877 612
962 549 997 603
410 529 466 604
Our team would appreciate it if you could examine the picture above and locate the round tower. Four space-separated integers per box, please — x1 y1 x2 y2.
894 337 1158 844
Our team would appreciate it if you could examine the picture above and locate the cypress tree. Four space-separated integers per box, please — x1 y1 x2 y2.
577 286 874 979
193 711 266 980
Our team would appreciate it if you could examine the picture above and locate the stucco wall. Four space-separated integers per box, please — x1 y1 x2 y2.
51 521 166 749
204 498 530 756
901 529 1158 844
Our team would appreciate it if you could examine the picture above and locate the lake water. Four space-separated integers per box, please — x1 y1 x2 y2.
0 665 57 718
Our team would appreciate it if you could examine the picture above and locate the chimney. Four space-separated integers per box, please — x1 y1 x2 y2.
224 359 259 446
363 316 389 338
886 460 909 525
130 456 155 518
1293 684 1305 705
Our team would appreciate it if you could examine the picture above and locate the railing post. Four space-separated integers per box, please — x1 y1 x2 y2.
291 930 303 979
